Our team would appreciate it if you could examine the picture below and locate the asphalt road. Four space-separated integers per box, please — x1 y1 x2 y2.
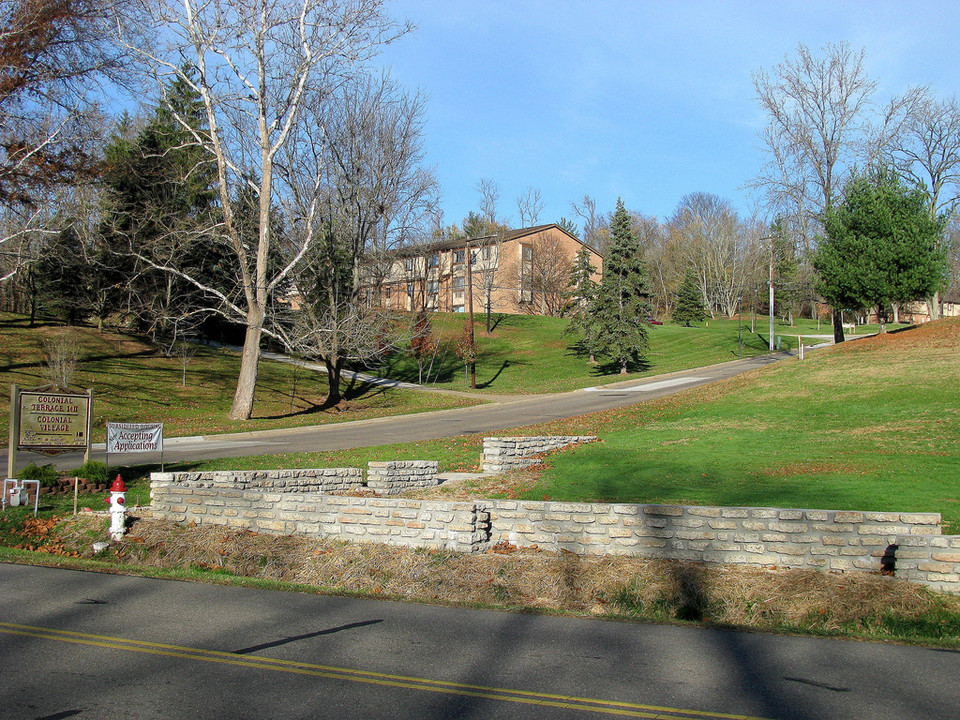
4 353 788 472
2 563 958 720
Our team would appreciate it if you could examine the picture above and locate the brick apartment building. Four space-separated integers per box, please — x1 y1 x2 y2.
367 224 603 315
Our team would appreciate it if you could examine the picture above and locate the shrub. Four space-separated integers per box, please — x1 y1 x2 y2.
18 463 60 488
73 461 108 485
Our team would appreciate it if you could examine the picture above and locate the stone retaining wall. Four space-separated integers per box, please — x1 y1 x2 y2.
483 500 956 585
150 473 487 552
148 472 960 592
888 534 960 592
482 436 597 472
366 461 439 495
150 468 363 496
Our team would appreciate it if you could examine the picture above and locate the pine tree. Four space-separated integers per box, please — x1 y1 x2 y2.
565 246 599 362
99 73 222 342
672 268 707 327
590 198 652 374
814 168 947 337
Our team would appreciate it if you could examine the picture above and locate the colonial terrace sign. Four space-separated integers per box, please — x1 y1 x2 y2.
18 390 91 451
7 386 93 478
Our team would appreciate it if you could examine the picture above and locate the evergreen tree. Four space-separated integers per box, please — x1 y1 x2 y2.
589 198 652 374
33 224 92 325
672 268 707 327
814 168 947 337
99 73 223 343
557 217 579 238
565 246 599 362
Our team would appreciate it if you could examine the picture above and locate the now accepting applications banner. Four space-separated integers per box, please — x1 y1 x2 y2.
106 422 163 454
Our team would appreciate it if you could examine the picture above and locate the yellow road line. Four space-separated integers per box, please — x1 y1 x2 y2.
0 622 771 720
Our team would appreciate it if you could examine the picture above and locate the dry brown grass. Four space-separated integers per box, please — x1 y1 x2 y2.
43 512 960 643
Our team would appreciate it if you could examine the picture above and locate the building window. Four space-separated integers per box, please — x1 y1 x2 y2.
406 282 414 297
453 249 465 264
520 244 533 303
385 287 392 301
453 304 464 313
482 245 492 260
452 277 465 292
427 280 439 295
428 253 439 268
404 257 415 272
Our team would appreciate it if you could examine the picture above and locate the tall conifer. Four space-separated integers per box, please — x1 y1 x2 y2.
672 268 707 327
590 198 652 373
565 246 599 362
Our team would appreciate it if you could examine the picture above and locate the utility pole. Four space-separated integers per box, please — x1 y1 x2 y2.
465 239 476 388
768 238 775 351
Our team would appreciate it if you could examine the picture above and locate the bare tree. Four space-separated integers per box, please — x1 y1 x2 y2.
499 231 571 317
476 178 504 227
891 93 960 319
41 334 80 389
646 230 679 318
894 94 960 216
0 0 141 283
516 186 544 227
571 194 605 252
290 298 395 408
126 0 408 420
751 42 922 242
667 193 763 319
310 72 438 305
293 71 437 404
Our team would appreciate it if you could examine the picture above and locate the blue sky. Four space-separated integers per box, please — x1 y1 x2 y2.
376 0 960 231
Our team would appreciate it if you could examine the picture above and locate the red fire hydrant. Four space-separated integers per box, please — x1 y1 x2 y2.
107 475 127 541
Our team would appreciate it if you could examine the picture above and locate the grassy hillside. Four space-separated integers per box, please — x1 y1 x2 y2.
0 314 481 441
162 318 960 531
380 311 813 394
522 317 960 532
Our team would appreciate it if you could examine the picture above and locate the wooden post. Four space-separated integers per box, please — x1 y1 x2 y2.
7 384 18 479
84 388 93 465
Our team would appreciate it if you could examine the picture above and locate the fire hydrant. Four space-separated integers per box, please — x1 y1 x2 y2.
107 475 127 541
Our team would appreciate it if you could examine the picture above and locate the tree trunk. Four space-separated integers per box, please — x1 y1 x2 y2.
325 356 343 406
832 311 845 344
229 310 264 420
927 291 941 321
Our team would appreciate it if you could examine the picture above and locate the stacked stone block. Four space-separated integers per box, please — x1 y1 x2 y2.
150 473 489 552
485 502 944 574
148 471 960 593
366 460 439 495
482 436 597 472
891 534 960 592
150 468 363 495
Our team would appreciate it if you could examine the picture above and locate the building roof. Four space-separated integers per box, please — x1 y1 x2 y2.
395 223 602 258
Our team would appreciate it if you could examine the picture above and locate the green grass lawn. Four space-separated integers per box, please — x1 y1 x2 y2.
379 312 795 394
7 310 953 535
98 317 960 535
0 314 482 442
524 318 960 532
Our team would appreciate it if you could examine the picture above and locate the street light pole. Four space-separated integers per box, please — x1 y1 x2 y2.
465 239 476 388
769 241 775 352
